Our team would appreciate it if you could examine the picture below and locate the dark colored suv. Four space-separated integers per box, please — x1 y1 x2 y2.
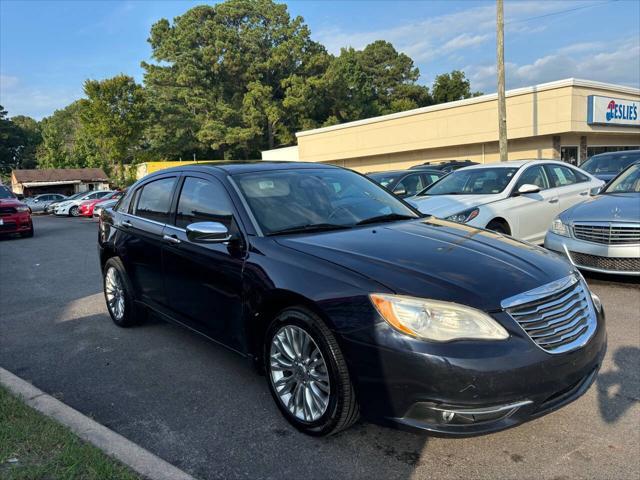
580 150 640 183
410 159 478 172
98 162 605 436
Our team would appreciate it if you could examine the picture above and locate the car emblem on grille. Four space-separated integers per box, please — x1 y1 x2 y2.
611 207 622 219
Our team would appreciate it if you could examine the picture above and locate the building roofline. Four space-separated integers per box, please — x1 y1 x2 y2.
296 78 640 138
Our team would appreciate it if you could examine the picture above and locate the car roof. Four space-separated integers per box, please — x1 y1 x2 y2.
457 159 565 170
589 149 640 158
156 161 342 175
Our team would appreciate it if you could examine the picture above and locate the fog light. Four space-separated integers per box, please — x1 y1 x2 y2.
441 411 455 423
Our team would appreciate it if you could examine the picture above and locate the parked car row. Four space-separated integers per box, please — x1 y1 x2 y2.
98 161 607 437
368 154 639 275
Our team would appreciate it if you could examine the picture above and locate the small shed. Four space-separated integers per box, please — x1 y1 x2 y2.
11 168 110 196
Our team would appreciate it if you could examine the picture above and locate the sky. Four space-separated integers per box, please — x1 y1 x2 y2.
1 0 639 120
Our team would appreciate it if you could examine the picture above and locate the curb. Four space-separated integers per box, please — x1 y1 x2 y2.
0 367 198 480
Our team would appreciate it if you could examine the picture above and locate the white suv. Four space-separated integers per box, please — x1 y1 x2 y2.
407 160 603 244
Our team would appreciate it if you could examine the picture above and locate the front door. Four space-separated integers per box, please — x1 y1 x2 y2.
162 175 246 351
508 165 559 243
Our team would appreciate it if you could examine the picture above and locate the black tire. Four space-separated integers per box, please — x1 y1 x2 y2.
102 257 145 327
69 206 80 217
486 220 508 235
264 307 359 436
20 226 34 238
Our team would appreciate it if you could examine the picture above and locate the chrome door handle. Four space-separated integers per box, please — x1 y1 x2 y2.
580 191 589 196
122 220 133 228
163 234 181 245
549 198 559 204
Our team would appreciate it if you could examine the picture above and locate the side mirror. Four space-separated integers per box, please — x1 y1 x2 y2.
34 199 39 203
516 184 541 195
393 187 407 197
186 221 232 243
590 186 602 196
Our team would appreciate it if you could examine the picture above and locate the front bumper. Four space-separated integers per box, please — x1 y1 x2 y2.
340 307 606 436
545 231 640 275
0 213 32 234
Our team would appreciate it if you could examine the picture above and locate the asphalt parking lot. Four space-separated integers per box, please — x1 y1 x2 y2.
1 215 638 480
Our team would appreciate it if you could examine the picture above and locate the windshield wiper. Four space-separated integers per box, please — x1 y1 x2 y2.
356 213 417 226
267 223 350 236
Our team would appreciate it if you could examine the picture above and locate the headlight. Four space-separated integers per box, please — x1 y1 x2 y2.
370 294 509 341
446 207 479 224
551 217 570 237
16 206 30 212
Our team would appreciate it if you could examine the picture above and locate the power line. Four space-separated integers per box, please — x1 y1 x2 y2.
506 0 620 25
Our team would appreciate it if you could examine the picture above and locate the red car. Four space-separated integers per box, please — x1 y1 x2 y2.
79 190 124 217
0 185 34 237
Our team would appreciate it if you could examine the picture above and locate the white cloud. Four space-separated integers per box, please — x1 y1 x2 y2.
465 36 640 92
0 74 83 119
313 1 585 63
0 74 19 90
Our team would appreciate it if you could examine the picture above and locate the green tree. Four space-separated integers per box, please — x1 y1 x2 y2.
143 0 329 158
81 75 147 184
38 100 90 169
11 115 42 169
431 70 482 104
0 105 21 175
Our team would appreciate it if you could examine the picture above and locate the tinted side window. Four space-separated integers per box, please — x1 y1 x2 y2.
544 165 577 188
134 177 176 223
573 168 590 183
515 165 549 190
395 174 425 196
175 177 234 229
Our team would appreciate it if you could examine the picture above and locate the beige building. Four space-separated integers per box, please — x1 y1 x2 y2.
262 78 640 172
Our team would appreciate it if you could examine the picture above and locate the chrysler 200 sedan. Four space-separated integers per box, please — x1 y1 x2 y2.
98 162 606 436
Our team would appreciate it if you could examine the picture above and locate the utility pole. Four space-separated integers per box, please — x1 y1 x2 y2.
496 0 508 161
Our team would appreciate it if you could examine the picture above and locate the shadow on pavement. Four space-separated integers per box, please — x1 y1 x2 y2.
596 346 640 423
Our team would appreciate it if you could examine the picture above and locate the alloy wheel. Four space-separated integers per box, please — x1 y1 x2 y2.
105 267 125 320
269 325 331 422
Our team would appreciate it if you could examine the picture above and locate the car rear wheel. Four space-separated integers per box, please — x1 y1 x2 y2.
265 307 359 436
69 206 80 217
103 257 144 327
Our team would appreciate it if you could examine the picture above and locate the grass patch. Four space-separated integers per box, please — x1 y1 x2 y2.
0 385 140 480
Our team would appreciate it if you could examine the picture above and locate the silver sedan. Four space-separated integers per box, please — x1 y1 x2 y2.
545 162 640 275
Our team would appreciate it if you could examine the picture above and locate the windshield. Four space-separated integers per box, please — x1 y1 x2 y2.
420 167 518 195
603 163 640 194
0 186 16 199
581 153 640 174
233 168 419 235
367 172 403 188
63 192 84 201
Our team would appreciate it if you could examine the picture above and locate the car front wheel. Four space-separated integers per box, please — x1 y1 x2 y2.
265 307 359 436
69 206 80 217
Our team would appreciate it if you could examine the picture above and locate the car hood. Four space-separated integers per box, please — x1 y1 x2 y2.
0 198 26 208
560 193 640 223
407 194 503 217
276 218 572 312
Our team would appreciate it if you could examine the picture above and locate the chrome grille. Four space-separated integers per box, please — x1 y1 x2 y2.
573 223 640 245
502 275 596 354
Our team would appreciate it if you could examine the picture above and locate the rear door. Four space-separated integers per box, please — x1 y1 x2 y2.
544 164 592 214
161 174 246 350
506 165 557 243
118 175 178 307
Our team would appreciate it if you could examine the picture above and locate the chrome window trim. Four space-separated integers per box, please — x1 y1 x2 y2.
119 211 167 229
